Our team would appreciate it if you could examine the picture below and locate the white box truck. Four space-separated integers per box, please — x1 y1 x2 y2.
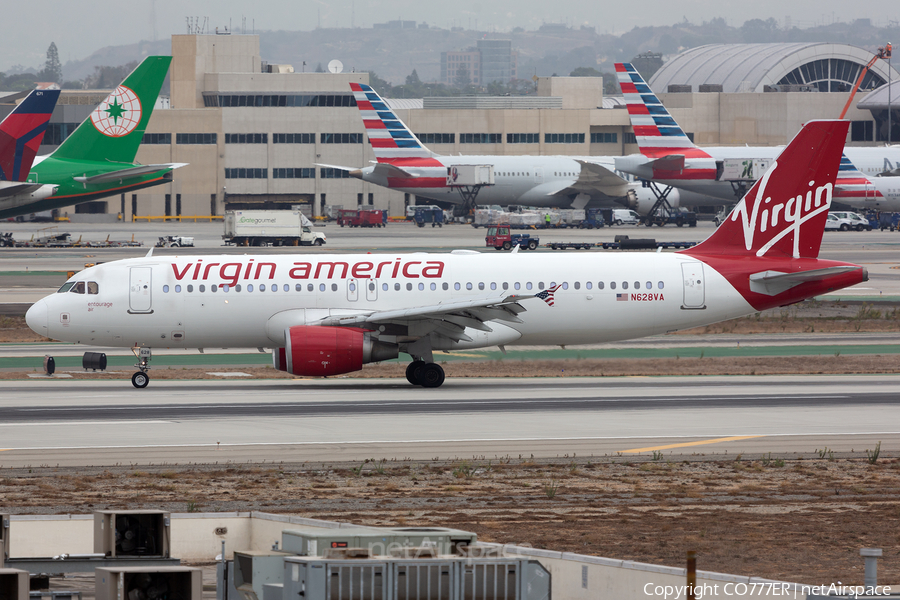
223 210 326 246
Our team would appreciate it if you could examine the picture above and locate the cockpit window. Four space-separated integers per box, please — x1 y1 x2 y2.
57 282 75 293
70 282 86 294
87 282 99 294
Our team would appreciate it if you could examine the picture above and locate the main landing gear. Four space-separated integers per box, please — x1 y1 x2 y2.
405 360 445 388
131 346 151 389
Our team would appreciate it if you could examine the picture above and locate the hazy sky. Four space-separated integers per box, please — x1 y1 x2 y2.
4 0 897 72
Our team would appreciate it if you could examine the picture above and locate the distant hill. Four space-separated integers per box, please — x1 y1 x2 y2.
61 39 171 82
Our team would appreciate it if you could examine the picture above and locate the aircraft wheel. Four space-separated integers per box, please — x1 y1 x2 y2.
405 360 426 385
132 372 150 389
502 241 512 250
420 363 445 388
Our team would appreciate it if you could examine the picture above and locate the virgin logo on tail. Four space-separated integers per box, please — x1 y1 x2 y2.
730 161 833 258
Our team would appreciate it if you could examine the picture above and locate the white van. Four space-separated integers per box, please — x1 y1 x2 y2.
611 209 641 226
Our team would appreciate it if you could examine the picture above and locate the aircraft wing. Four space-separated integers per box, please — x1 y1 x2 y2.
314 295 530 342
548 159 630 197
73 163 188 185
316 162 418 179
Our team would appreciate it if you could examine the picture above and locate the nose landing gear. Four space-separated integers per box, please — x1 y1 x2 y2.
131 346 151 388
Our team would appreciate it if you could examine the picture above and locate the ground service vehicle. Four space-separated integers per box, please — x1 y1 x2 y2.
645 207 698 227
414 206 444 227
25 121 867 389
223 210 326 246
485 226 539 250
338 209 386 228
828 211 872 231
610 209 641 226
156 236 194 248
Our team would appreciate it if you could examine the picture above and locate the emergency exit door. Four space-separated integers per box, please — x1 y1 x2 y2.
129 267 153 313
681 262 705 309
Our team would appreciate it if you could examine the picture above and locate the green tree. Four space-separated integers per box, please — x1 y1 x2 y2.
38 42 62 83
364 71 392 97
453 64 471 87
569 66 603 77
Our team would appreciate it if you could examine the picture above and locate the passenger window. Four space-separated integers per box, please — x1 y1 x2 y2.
646 281 652 289
407 283 413 291
349 282 356 292
199 285 206 292
610 282 616 290
270 284 276 293
211 285 217 292
175 285 182 293
319 284 326 292
479 282 485 290
538 282 545 290
431 282 437 291
88 282 99 294
418 283 424 291
634 281 640 289
526 282 532 290
658 281 664 289
574 282 580 290
622 282 628 290
502 282 508 290
586 282 592 289
490 282 497 290
383 283 389 291
284 284 289 292
71 282 85 294
223 285 230 293
514 282 520 290
454 282 461 290
188 284 194 292
597 282 603 289
442 282 448 290
466 282 473 290
234 285 240 292
259 284 266 292
163 285 170 293
395 283 401 291
296 284 302 291
331 284 338 291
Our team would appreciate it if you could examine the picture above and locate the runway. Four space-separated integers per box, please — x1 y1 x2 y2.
0 375 895 468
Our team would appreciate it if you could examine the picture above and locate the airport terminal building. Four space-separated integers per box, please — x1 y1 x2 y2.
17 36 900 220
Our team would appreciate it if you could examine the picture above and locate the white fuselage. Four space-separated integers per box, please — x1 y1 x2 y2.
617 146 900 209
28 251 751 351
359 155 686 211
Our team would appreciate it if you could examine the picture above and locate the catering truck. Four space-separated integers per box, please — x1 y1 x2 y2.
223 210 326 246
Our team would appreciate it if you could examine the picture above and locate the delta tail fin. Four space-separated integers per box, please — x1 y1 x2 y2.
615 62 711 160
51 56 171 163
349 83 434 163
0 89 60 182
683 120 849 259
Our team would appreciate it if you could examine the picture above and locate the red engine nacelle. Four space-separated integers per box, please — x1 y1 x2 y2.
273 325 398 377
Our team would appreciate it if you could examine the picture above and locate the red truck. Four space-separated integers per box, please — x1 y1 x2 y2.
485 226 539 250
337 209 386 228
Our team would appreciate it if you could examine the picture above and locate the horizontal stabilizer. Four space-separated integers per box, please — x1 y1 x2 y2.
73 163 186 185
649 154 685 172
749 266 863 296
0 182 44 198
372 162 417 179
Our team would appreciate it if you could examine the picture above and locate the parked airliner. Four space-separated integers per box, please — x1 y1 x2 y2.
614 62 900 211
26 121 865 388
318 82 681 215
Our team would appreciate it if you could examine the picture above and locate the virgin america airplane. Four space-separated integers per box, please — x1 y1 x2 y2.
26 120 864 388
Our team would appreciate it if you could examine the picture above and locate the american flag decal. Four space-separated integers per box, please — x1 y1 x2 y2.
616 293 629 302
536 284 561 306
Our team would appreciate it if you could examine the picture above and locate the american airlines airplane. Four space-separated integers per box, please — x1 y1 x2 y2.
613 62 900 211
25 120 865 389
318 82 681 215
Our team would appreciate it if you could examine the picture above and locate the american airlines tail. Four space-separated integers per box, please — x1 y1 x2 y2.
615 62 712 160
0 89 60 182
833 154 882 200
349 83 435 163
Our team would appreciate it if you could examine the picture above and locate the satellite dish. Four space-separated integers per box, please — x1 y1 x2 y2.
328 60 343 74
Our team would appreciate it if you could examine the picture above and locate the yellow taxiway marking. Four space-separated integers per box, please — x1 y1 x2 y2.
621 435 766 454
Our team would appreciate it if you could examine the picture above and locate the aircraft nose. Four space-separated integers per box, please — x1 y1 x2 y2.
25 299 49 337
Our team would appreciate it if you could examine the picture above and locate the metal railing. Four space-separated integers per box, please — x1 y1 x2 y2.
131 215 223 222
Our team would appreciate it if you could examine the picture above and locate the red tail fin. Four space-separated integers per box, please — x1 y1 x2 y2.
683 120 849 259
0 89 60 182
